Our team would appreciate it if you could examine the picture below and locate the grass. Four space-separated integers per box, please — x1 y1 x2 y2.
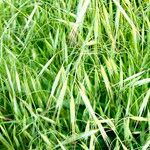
0 0 150 149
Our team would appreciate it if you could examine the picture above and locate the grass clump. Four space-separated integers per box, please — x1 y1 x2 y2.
0 0 150 149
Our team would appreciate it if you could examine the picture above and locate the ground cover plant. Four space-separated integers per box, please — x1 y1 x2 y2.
0 0 150 149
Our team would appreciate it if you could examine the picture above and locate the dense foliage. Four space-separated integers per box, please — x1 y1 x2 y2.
0 0 150 149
